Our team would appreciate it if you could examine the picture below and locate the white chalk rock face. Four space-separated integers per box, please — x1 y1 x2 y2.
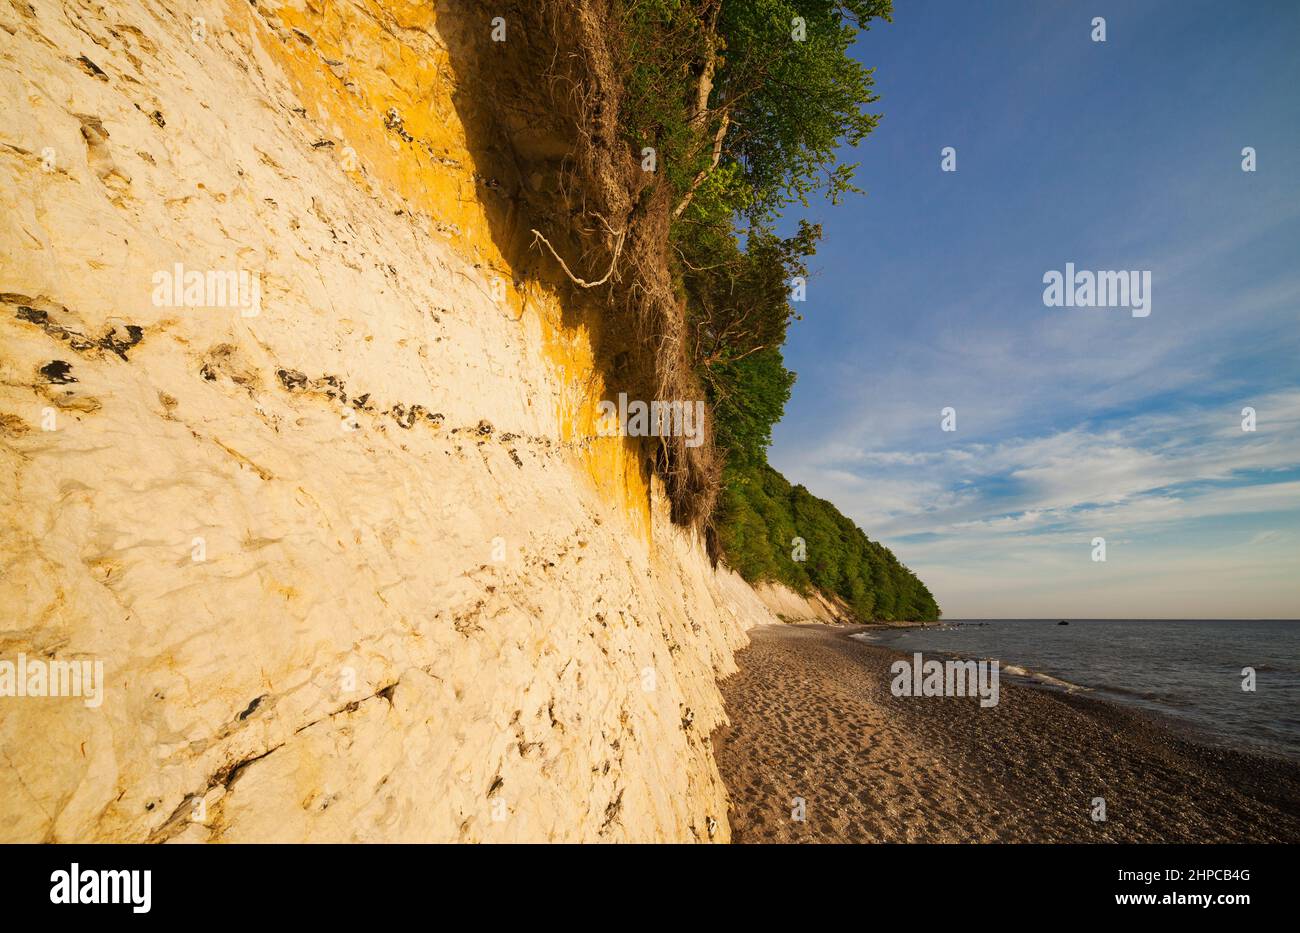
0 0 772 842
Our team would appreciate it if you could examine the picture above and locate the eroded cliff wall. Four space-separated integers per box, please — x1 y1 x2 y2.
0 0 775 842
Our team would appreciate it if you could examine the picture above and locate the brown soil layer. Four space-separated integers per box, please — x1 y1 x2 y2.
713 623 1300 843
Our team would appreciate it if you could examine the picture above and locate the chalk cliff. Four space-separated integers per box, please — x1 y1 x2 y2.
0 0 814 842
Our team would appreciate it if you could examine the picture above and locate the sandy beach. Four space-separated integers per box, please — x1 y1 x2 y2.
713 623 1300 843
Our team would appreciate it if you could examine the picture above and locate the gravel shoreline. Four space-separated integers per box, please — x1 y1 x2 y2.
713 623 1300 843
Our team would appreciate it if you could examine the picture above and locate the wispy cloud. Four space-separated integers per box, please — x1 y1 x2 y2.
776 386 1300 616
770 0 1300 617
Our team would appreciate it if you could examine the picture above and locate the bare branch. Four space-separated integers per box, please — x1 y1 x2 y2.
529 225 627 289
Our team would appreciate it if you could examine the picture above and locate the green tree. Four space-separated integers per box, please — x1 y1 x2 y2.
617 0 938 620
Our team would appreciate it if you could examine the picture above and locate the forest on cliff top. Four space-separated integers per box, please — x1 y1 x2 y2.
611 0 939 620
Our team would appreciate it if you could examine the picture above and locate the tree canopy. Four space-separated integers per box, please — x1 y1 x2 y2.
616 0 939 620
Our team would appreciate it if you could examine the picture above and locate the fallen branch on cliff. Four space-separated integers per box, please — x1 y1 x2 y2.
529 224 626 288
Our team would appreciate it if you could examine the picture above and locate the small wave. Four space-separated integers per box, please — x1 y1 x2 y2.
888 653 1091 693
1090 682 1196 708
995 661 1089 693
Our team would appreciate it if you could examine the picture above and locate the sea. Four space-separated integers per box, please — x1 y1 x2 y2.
854 619 1300 761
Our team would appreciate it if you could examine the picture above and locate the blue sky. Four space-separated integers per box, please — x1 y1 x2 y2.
769 0 1300 618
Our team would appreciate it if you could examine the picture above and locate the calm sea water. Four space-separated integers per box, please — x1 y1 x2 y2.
856 619 1300 760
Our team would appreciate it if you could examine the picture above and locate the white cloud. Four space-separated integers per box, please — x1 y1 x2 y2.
774 389 1300 617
